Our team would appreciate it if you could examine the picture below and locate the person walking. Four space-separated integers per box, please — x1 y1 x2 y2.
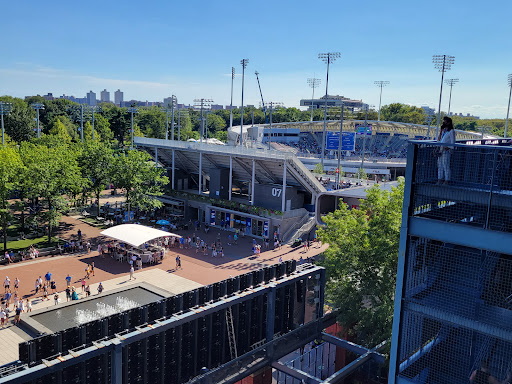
97 283 104 295
90 262 95 277
65 274 71 287
4 276 10 293
81 279 86 292
13 278 19 293
0 308 6 328
26 299 32 312
129 265 135 280
65 286 71 302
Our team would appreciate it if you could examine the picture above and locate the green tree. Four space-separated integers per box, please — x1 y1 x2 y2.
93 114 114 142
357 168 367 181
205 113 226 136
0 146 22 250
380 103 426 124
23 143 81 242
138 107 166 139
123 123 144 147
78 142 113 216
48 118 72 143
313 163 325 174
0 96 35 142
110 150 169 213
317 178 404 348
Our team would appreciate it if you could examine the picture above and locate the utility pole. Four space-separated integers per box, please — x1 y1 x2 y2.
31 103 45 139
127 107 138 150
0 102 12 146
194 99 213 143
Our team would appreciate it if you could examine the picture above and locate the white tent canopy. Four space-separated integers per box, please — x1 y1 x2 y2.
100 224 181 247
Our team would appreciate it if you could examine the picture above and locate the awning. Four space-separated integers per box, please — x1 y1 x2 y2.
100 224 181 247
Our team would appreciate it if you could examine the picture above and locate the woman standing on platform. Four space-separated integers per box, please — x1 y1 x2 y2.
437 116 456 184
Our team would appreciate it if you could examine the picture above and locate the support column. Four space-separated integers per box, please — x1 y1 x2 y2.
251 159 255 205
111 344 123 384
171 149 175 190
229 156 233 201
199 152 202 194
281 161 287 212
155 147 158 167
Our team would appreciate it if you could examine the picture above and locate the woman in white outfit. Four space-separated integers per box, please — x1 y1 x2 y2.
437 116 456 184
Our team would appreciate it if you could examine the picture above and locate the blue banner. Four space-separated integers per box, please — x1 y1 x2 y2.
210 209 215 225
326 132 355 151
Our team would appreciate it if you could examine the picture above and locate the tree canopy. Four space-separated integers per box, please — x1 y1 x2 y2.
317 178 404 349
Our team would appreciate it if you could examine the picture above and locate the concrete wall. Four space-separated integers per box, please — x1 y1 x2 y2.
253 184 304 211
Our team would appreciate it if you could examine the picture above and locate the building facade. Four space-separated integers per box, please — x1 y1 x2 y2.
86 90 97 106
100 89 110 103
389 140 512 383
114 89 123 106
300 94 368 112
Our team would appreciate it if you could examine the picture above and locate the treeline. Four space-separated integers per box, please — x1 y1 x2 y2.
0 96 508 145
0 139 168 250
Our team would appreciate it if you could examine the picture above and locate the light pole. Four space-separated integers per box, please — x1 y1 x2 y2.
127 107 138 150
194 99 213 143
505 74 512 138
267 101 283 150
170 95 176 140
205 110 212 140
0 102 12 146
240 58 249 147
374 81 389 121
31 103 44 138
177 108 188 141
433 54 455 138
230 67 235 129
307 77 321 122
318 52 341 166
445 78 459 116
162 96 177 141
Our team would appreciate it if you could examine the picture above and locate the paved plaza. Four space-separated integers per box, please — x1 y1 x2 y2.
0 199 326 366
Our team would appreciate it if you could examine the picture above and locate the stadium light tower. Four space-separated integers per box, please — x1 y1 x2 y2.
307 77 321 122
267 101 283 150
162 95 177 140
433 54 455 138
505 74 512 137
240 59 249 146
444 78 459 116
194 98 213 143
229 67 235 129
127 107 138 150
0 102 12 146
31 103 45 138
374 80 390 121
319 52 341 166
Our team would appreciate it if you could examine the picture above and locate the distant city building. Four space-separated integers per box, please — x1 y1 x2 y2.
86 91 97 106
210 104 224 110
448 111 480 119
43 93 54 101
114 89 123 106
100 89 110 103
300 95 367 112
421 106 436 116
225 105 237 110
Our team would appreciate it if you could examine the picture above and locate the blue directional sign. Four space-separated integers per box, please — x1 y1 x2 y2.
341 132 355 151
326 132 355 151
355 123 372 135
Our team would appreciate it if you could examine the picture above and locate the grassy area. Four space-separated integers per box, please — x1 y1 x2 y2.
5 236 61 252
81 216 108 229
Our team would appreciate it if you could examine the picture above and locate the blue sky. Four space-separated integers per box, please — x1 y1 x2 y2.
1 0 511 118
